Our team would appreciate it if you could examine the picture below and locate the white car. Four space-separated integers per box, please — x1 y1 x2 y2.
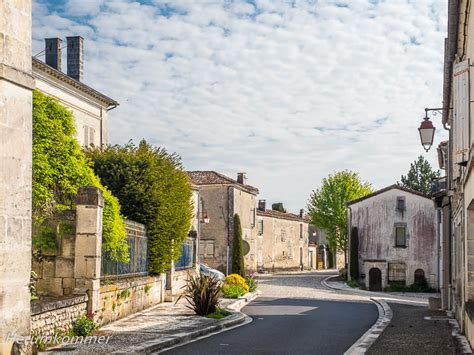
199 264 225 281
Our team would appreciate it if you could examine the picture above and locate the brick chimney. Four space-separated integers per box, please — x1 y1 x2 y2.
45 38 62 71
237 172 247 185
66 36 84 81
258 200 266 211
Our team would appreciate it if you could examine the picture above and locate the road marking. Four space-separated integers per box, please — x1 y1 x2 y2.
258 317 264 320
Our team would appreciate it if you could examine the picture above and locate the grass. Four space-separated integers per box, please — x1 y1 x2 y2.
207 308 232 319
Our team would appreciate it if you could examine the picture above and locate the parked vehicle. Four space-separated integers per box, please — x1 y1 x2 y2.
199 264 225 281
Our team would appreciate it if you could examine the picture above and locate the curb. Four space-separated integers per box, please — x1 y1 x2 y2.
344 298 392 355
321 275 341 290
446 312 472 354
124 291 261 353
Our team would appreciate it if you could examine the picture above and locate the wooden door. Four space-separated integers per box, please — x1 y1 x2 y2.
369 268 382 291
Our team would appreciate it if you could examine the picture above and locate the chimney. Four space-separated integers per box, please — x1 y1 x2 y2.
237 172 247 185
45 38 62 71
66 36 84 81
299 209 304 218
258 200 266 211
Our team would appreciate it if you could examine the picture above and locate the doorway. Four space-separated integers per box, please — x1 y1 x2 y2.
369 268 382 291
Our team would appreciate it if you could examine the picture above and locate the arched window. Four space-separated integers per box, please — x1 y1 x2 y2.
414 269 425 284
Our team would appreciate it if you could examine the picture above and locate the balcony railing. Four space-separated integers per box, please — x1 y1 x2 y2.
431 176 447 195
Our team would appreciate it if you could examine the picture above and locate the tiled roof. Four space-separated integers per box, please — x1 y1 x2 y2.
257 208 309 223
187 171 259 194
347 184 431 206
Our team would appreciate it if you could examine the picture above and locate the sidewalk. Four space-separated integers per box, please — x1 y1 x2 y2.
43 292 258 354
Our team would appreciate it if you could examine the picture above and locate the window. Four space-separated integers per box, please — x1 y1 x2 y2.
299 224 303 239
257 219 263 235
396 197 406 211
250 208 256 227
199 240 215 258
83 125 95 146
395 226 407 247
388 263 406 284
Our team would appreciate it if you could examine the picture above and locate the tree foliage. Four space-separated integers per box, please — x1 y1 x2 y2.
32 90 128 262
231 214 245 277
399 155 440 195
86 141 193 274
271 202 286 213
307 170 372 256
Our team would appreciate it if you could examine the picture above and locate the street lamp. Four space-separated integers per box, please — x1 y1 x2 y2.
418 113 436 152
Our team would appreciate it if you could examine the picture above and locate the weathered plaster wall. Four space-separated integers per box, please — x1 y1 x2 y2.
97 275 165 326
31 295 88 336
258 214 309 271
350 188 438 289
0 1 34 353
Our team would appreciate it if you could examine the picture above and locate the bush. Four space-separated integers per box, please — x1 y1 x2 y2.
179 273 221 316
71 315 95 336
232 214 245 277
347 279 359 288
207 307 232 319
339 267 347 279
32 90 128 262
86 141 193 273
222 284 245 299
245 275 257 292
225 274 249 293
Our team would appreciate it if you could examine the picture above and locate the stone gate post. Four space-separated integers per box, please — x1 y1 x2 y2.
74 186 103 317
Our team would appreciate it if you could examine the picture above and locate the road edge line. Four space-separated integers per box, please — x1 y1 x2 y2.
343 298 392 355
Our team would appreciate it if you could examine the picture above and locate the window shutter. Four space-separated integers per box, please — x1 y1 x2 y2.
453 60 470 165
83 125 89 146
89 127 95 146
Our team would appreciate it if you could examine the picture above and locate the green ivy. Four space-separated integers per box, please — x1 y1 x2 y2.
32 90 128 262
86 141 193 274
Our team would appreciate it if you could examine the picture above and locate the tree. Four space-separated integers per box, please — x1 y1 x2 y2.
399 155 440 195
307 170 372 263
32 90 128 262
271 202 286 213
231 214 245 277
86 141 193 274
349 227 359 280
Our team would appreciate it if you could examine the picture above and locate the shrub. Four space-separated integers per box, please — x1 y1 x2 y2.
225 274 249 293
347 279 359 288
232 214 245 277
339 267 347 279
207 307 232 319
245 275 257 292
86 141 193 273
349 227 359 279
178 273 221 316
222 284 245 299
32 90 128 262
71 315 95 336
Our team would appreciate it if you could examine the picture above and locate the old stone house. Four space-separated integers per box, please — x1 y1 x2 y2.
33 36 118 147
256 200 310 271
347 185 439 291
434 0 474 346
188 171 259 273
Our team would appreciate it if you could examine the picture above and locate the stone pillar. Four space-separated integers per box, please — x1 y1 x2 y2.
74 186 103 317
0 0 34 353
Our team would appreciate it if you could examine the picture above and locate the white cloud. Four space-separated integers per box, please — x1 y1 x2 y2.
32 0 448 212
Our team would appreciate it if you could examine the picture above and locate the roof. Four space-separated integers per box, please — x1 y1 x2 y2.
347 184 431 206
32 58 119 108
187 171 259 194
257 208 309 223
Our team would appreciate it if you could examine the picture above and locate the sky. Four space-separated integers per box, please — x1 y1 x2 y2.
32 0 448 212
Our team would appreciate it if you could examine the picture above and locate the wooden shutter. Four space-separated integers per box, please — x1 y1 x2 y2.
453 60 470 165
83 125 89 146
89 127 95 146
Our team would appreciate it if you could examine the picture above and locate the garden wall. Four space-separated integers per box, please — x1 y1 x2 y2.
96 275 165 326
31 294 88 336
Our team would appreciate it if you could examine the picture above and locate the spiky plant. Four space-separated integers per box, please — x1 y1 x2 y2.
178 273 222 316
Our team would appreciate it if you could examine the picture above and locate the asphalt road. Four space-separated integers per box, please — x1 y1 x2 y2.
162 272 378 355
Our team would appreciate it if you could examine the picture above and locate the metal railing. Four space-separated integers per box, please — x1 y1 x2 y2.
101 219 148 278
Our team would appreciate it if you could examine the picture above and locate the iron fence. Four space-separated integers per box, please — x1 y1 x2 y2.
101 219 148 278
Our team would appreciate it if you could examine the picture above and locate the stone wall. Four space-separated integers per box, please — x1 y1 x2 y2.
31 295 88 336
96 275 165 326
0 0 34 353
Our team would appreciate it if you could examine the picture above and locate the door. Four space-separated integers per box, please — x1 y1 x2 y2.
369 268 382 291
309 251 314 268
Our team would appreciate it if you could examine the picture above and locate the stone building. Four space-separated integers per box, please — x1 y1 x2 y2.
434 1 474 345
33 36 118 147
347 185 439 291
188 171 259 273
0 1 34 353
256 200 310 271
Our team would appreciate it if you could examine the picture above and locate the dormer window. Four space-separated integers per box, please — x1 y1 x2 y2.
397 196 406 211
